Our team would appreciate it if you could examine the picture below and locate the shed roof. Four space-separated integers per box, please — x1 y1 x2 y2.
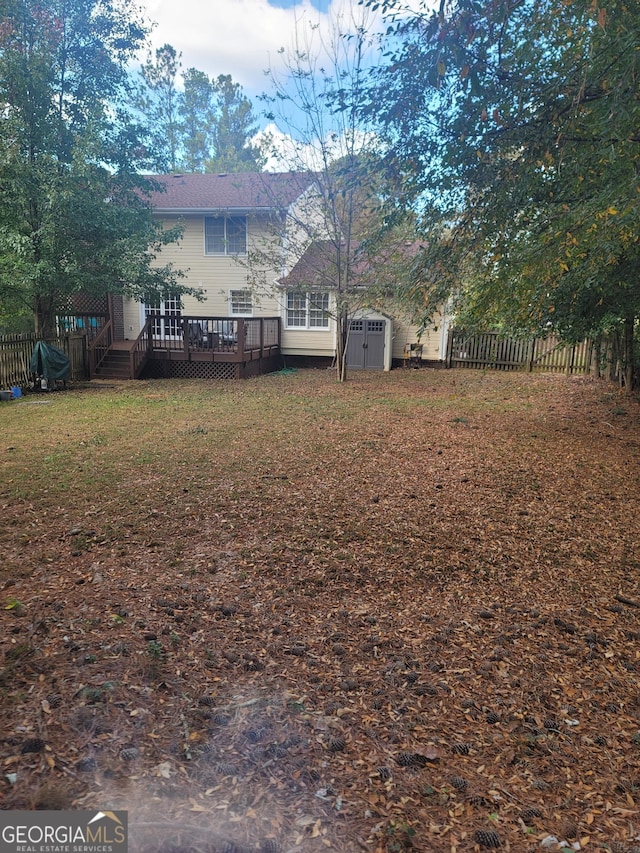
146 171 316 212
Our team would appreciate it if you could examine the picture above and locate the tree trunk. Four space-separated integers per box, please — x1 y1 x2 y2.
335 308 349 383
623 315 635 394
591 335 601 379
34 295 56 339
605 332 617 383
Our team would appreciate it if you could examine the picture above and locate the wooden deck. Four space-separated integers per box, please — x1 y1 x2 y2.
90 317 282 380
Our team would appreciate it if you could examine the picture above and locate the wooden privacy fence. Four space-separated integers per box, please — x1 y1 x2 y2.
446 332 594 375
0 333 89 389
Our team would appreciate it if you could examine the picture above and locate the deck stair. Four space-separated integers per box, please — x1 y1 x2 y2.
93 346 132 379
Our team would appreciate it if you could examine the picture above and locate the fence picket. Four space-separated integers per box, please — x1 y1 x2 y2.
447 332 594 376
0 334 88 389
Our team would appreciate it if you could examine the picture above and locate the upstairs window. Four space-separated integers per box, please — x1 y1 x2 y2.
205 215 247 255
286 292 330 329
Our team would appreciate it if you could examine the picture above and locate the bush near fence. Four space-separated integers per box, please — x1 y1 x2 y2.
0 333 88 389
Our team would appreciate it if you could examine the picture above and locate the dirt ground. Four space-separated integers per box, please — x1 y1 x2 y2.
1 369 639 853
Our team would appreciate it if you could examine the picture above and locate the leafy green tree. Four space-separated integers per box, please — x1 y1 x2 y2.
136 43 182 172
368 0 640 388
134 54 264 173
181 68 217 172
0 0 188 337
207 74 264 173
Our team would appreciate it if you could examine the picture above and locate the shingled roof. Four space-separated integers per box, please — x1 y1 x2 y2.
278 240 340 288
145 171 316 212
279 238 425 289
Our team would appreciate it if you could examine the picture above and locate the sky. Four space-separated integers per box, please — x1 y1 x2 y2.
134 0 388 167
137 0 354 109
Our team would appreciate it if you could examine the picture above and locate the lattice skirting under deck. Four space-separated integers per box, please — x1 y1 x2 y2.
140 355 282 380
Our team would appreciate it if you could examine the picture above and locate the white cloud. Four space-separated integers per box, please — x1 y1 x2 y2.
255 122 380 172
253 122 322 171
136 0 387 165
138 0 358 98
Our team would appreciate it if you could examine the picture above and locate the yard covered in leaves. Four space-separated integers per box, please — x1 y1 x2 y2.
0 368 639 853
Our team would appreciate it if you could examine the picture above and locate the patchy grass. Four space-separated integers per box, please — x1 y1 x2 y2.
0 369 639 852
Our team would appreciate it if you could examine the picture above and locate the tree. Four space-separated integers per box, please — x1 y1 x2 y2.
136 43 183 172
134 54 264 173
368 0 640 388
207 74 264 173
181 68 217 172
254 7 402 381
0 0 191 337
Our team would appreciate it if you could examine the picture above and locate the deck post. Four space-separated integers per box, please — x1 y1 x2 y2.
237 319 246 362
183 319 190 359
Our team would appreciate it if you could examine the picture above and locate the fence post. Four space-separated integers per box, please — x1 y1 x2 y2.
591 337 601 378
0 333 35 388
88 337 96 378
564 345 572 376
526 339 534 373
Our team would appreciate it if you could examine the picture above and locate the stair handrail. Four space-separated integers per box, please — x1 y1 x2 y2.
88 320 113 378
130 317 154 379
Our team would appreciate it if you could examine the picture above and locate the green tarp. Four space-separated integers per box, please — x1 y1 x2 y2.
30 341 71 382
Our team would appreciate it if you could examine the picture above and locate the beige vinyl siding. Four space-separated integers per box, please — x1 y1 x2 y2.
283 186 329 271
280 287 334 356
281 326 335 357
122 214 284 336
392 312 445 361
159 215 259 314
123 298 142 338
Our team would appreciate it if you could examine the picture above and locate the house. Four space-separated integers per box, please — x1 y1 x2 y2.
277 237 450 372
89 171 449 379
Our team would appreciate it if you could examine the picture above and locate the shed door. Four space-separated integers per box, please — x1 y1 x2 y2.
346 319 385 370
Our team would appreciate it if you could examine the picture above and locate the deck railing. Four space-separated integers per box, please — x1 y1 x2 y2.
130 317 154 378
57 313 108 340
88 321 113 378
147 316 281 362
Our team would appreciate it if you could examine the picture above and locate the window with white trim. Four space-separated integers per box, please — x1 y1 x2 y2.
229 289 253 316
145 291 182 338
204 215 247 255
286 291 330 329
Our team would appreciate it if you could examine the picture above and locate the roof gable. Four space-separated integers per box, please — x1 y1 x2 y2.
279 240 339 288
146 171 316 212
279 239 425 288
